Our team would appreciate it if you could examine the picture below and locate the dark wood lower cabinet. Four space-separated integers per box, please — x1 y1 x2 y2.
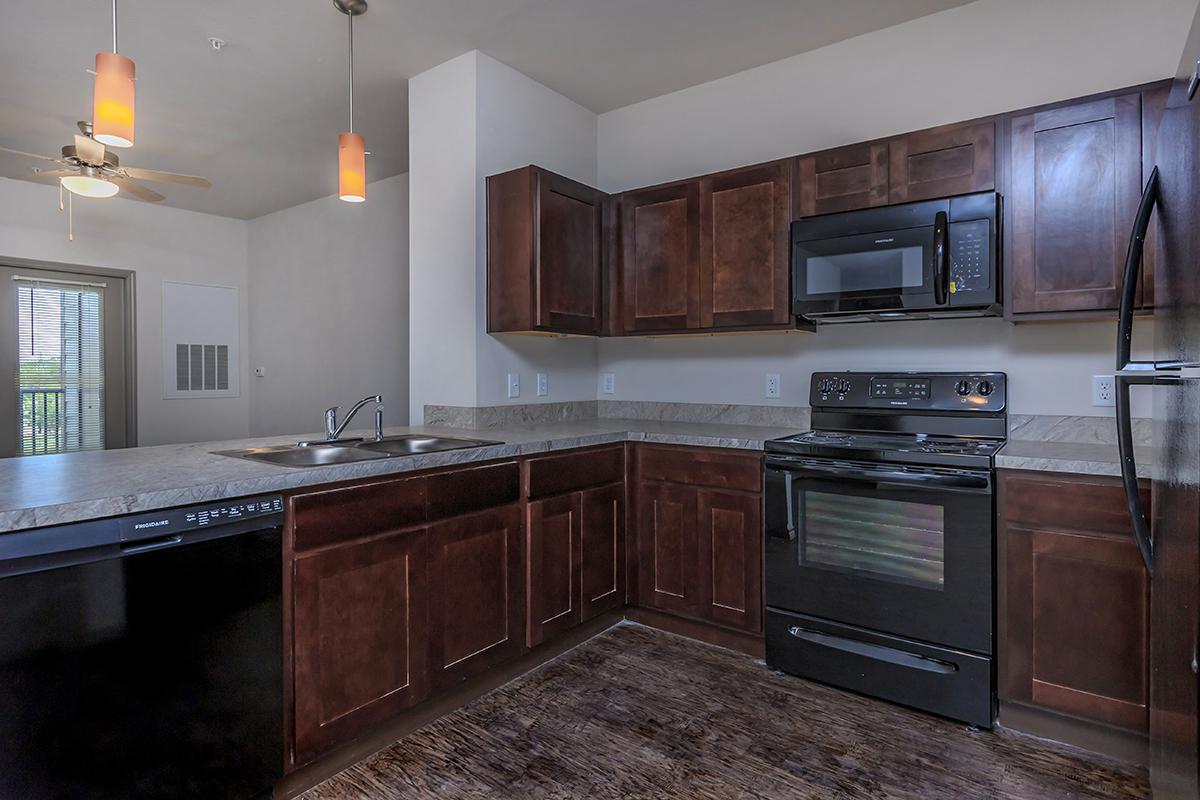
634 445 764 636
427 504 524 691
580 482 626 621
292 528 429 765
999 471 1151 739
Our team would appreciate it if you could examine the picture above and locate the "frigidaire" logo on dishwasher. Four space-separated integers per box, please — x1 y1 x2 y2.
133 519 171 531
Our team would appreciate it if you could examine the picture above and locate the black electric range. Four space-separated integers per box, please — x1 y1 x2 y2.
763 371 1007 728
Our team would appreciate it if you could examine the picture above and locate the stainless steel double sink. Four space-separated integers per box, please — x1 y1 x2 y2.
214 434 503 468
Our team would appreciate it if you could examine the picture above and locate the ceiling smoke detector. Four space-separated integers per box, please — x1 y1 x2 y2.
208 37 226 52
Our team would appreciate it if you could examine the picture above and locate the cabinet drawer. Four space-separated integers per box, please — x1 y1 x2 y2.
999 471 1149 537
427 462 520 521
527 445 624 499
636 445 762 492
290 476 426 551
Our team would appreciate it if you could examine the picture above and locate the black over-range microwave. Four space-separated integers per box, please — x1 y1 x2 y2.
791 191 1001 323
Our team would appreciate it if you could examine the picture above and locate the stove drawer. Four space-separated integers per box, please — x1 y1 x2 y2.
766 608 994 728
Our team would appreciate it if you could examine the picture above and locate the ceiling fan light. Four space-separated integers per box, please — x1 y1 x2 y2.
92 52 135 148
338 132 366 203
61 175 120 199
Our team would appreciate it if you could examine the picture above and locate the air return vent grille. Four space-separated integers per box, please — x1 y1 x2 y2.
174 344 229 392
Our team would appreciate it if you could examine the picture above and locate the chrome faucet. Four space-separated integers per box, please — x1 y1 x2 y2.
316 395 384 444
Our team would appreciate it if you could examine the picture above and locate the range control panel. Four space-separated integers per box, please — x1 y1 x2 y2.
118 495 284 543
811 372 1006 412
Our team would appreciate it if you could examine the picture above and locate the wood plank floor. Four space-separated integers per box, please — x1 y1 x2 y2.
300 623 1149 800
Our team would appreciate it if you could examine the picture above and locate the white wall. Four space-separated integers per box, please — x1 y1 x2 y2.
0 177 251 446
408 51 600 423
408 52 480 423
474 53 599 407
247 173 409 437
595 0 1191 417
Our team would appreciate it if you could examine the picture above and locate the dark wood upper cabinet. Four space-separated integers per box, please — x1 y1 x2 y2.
427 504 524 691
888 119 996 203
999 471 1151 736
794 141 889 217
619 181 702 333
487 165 606 335
1008 94 1143 315
292 528 428 765
1139 83 1171 310
699 161 792 328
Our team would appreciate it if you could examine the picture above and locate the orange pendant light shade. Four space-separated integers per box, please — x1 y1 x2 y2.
93 51 135 148
338 132 366 203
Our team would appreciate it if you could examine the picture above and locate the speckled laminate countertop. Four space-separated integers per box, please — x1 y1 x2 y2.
0 419 804 534
996 440 1154 479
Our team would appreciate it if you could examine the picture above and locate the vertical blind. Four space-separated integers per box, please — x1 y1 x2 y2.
15 278 105 455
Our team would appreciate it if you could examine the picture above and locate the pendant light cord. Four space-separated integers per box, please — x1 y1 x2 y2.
111 0 118 54
347 12 355 133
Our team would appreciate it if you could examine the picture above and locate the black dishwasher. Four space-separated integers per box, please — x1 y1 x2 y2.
0 496 284 800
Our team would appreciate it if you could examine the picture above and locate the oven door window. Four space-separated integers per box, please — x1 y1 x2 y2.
801 490 945 591
795 226 934 301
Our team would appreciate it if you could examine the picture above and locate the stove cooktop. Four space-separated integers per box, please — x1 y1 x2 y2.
765 430 1004 468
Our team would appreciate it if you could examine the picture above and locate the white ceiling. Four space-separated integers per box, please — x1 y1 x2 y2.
0 0 972 219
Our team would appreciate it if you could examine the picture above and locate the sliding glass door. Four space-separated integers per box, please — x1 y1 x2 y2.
0 263 132 457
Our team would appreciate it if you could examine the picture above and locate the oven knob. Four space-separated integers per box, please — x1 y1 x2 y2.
837 379 852 394
977 380 993 396
818 378 833 393
955 380 971 396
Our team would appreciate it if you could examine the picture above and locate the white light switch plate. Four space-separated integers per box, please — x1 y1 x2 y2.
765 373 781 399
1092 374 1115 407
536 373 548 397
601 373 615 395
507 373 520 399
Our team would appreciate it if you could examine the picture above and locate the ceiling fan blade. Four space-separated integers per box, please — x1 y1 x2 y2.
73 134 106 165
120 166 211 188
30 169 76 179
9 172 65 186
108 176 165 202
0 145 63 164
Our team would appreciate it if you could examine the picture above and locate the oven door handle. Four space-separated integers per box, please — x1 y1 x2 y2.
766 457 991 492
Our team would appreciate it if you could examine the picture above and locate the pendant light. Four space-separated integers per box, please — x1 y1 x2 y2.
334 0 367 203
93 0 135 148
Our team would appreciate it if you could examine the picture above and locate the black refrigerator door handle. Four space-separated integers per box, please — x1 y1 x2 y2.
1115 373 1155 573
1117 167 1160 372
932 210 949 305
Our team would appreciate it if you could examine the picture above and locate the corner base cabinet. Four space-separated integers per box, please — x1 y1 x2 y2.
633 444 763 635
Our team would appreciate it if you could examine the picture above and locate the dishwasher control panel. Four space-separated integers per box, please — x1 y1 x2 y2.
119 495 284 542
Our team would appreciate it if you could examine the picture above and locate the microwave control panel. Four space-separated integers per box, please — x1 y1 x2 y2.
948 219 991 294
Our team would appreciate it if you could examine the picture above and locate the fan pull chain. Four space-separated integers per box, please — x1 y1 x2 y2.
59 180 64 211
68 191 74 242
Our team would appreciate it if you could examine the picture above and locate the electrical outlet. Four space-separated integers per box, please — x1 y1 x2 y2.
601 373 616 395
536 373 548 397
254 367 266 378
765 373 781 399
1092 374 1116 407
507 373 520 399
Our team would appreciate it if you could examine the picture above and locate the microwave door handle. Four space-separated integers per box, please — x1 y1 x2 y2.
932 210 949 305
1116 373 1155 573
1117 167 1160 372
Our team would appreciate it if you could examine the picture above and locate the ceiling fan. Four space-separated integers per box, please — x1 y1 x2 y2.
0 121 211 202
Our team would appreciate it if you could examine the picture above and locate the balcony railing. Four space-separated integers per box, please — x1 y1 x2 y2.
20 388 65 455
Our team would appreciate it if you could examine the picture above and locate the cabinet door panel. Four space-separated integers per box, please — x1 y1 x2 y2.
794 143 889 217
537 170 603 333
1009 95 1142 314
889 120 995 203
636 483 699 614
700 161 791 328
527 493 582 647
580 483 626 620
292 529 427 764
620 182 701 332
697 489 763 633
427 505 524 690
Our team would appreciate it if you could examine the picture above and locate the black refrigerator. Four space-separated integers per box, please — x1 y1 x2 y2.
1116 5 1200 797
